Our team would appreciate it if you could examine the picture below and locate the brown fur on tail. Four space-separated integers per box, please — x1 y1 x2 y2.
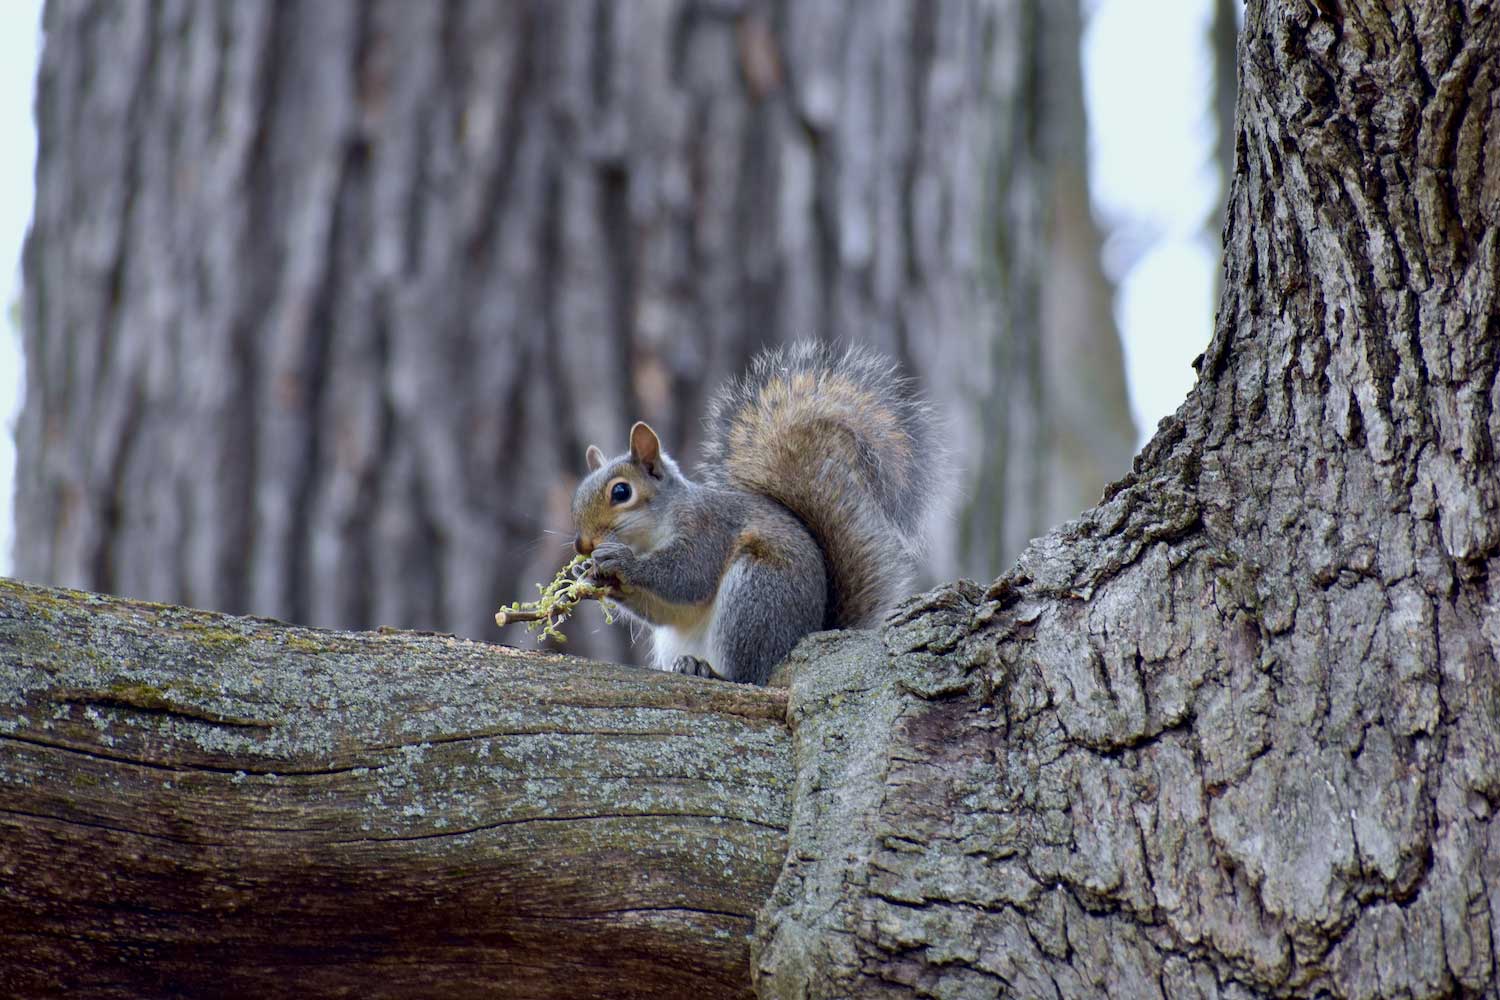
698 343 947 629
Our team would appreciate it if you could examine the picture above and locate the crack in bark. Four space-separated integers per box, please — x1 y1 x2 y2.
1 732 373 777
328 808 789 846
47 686 275 729
0 805 241 849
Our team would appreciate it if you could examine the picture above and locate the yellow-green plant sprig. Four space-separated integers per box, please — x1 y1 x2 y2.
494 554 615 643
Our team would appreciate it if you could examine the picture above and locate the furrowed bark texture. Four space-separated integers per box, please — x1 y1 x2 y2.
756 2 1500 997
15 0 1134 652
0 578 791 1000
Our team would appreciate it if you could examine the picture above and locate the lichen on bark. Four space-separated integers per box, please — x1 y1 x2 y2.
0 578 791 1000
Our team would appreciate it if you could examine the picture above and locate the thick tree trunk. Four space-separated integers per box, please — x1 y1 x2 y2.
756 1 1500 997
15 0 1134 652
0 578 790 1000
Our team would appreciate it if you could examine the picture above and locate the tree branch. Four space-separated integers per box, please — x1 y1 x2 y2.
0 578 791 1000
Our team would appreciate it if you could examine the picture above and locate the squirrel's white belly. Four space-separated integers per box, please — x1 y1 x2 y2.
649 561 743 672
651 621 711 670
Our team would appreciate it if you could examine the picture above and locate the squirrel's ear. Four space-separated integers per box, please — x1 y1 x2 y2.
585 445 605 471
629 421 662 474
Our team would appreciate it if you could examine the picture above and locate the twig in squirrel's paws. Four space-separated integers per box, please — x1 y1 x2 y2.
495 554 615 643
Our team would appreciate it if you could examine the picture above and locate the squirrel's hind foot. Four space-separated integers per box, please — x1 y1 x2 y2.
671 655 727 681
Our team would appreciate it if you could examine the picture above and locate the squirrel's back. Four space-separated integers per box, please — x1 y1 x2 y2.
698 342 948 629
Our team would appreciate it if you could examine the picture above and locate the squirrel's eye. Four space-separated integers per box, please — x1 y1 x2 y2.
610 482 633 505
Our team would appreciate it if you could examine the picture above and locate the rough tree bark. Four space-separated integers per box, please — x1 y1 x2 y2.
0 578 790 1000
14 0 1134 653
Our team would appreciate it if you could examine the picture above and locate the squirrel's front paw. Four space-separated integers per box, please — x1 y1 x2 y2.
671 655 724 680
587 541 634 585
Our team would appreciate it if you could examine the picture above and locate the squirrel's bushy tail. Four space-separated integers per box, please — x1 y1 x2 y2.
699 342 948 629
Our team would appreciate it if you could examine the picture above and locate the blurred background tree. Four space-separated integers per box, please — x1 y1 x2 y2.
15 0 1147 659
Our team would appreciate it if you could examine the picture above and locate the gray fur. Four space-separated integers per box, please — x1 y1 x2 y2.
573 342 947 684
584 483 736 615
699 342 942 534
586 483 827 683
709 541 826 684
697 341 948 629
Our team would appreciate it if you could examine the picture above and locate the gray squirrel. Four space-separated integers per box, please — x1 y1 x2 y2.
571 342 949 684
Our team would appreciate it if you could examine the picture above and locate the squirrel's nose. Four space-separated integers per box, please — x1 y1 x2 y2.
574 534 594 555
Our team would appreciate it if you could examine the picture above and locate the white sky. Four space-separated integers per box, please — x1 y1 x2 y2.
1085 0 1220 444
0 0 1220 577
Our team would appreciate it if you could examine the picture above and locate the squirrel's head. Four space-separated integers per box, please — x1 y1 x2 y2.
572 421 683 556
